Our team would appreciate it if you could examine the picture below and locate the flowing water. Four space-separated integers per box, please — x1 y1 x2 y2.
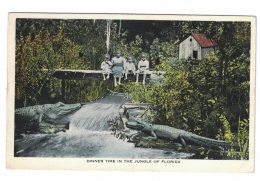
15 93 194 158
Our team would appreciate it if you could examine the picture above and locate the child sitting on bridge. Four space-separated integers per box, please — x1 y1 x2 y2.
101 54 112 80
136 53 149 85
124 56 136 80
111 51 126 86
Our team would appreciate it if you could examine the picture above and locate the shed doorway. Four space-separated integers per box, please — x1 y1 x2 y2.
193 50 198 59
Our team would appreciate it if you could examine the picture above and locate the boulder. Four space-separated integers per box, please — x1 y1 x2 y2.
39 121 69 134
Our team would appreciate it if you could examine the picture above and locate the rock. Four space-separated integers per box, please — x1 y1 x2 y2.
39 121 69 134
15 117 40 134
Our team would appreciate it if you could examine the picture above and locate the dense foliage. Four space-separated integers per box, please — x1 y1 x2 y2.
15 19 250 159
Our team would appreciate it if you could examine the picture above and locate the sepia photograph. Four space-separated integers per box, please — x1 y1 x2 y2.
7 13 256 171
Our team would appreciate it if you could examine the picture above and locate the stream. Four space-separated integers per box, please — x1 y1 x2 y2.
15 93 194 158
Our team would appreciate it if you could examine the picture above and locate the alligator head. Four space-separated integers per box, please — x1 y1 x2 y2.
126 120 152 131
15 102 82 134
44 102 82 121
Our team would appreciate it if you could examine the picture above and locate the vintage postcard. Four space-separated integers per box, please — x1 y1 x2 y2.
7 13 256 172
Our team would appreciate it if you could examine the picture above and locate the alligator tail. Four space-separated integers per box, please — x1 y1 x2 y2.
183 133 231 149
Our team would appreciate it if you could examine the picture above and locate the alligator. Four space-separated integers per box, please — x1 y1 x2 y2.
126 120 234 149
15 102 82 134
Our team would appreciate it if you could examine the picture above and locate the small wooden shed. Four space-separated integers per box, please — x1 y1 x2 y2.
178 33 218 60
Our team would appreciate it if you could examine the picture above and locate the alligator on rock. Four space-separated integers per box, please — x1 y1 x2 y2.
15 102 82 134
126 120 235 150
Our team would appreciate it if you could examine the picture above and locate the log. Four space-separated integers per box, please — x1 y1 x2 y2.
122 103 152 110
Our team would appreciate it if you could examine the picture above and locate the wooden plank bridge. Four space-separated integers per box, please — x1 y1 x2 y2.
43 69 166 81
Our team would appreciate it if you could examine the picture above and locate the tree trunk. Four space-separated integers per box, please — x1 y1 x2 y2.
223 57 229 108
23 94 27 107
106 20 112 54
118 20 122 37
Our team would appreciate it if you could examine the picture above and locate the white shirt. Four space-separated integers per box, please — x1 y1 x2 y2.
138 59 149 71
101 61 112 72
124 61 136 72
111 57 126 65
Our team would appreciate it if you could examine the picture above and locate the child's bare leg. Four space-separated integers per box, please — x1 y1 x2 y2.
136 73 139 83
142 73 146 85
103 73 106 80
118 77 122 85
106 73 110 79
125 72 128 80
114 77 117 86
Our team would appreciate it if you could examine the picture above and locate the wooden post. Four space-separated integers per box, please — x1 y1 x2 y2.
61 79 66 101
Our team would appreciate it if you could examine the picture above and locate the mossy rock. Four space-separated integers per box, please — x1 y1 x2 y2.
39 121 69 134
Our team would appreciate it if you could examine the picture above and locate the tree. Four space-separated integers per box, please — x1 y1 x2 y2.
15 23 89 107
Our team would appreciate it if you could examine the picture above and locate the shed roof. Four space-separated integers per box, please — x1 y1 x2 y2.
192 33 217 48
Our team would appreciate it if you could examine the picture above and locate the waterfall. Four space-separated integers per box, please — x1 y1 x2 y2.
69 93 128 131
